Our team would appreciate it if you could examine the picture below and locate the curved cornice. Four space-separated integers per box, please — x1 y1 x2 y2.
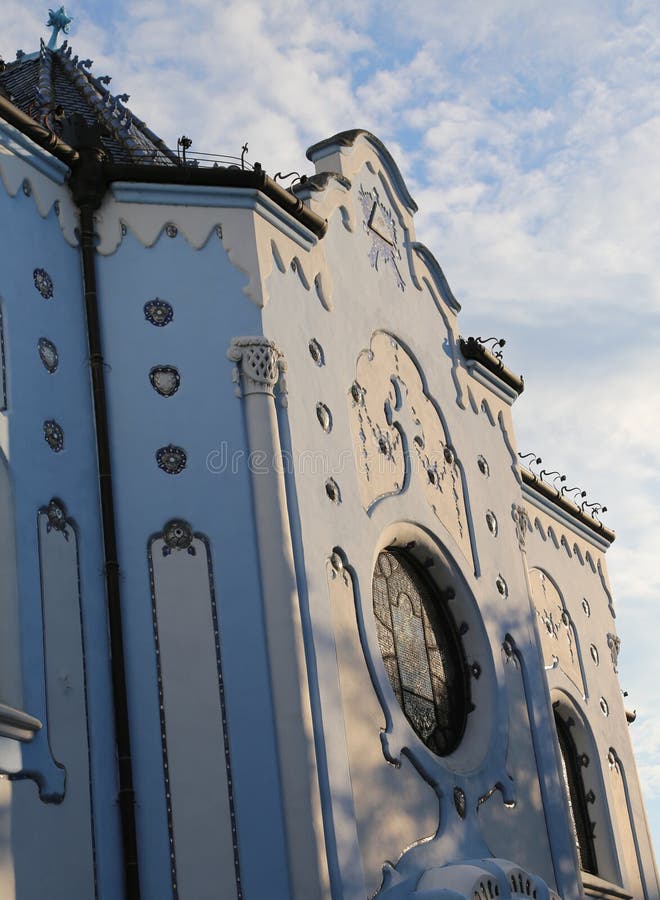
306 129 418 214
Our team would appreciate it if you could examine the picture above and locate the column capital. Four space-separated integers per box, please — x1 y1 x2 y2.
227 336 287 404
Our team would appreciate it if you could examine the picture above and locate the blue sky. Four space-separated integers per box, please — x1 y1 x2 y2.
4 0 660 867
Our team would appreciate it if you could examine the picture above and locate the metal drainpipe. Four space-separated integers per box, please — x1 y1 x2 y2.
70 144 141 899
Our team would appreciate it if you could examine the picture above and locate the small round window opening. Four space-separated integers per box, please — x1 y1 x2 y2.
372 548 470 756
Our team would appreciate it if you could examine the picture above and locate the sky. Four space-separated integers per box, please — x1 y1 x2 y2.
3 0 660 871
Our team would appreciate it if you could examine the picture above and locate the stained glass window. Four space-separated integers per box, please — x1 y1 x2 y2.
555 710 598 874
372 548 470 756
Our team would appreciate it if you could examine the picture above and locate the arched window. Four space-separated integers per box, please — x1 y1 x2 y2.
372 547 470 756
554 707 598 874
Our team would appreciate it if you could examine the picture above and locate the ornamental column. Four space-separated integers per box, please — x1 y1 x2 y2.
227 337 327 900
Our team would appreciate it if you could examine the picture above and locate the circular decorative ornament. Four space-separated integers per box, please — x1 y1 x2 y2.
600 697 609 717
144 299 174 327
215 224 223 239
496 575 508 598
149 366 181 398
316 402 332 433
156 444 187 475
477 455 489 477
590 644 599 665
165 223 178 238
38 337 59 373
54 200 60 216
443 446 455 465
582 598 591 617
308 338 324 366
120 223 127 236
485 510 498 536
325 478 341 503
33 268 54 299
43 419 64 452
22 179 31 197
162 519 195 554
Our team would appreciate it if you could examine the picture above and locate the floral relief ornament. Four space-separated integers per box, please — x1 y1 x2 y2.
227 337 288 406
156 444 187 475
38 337 59 373
358 184 405 291
144 299 174 327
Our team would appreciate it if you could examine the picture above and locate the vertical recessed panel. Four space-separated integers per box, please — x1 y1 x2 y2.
149 532 239 900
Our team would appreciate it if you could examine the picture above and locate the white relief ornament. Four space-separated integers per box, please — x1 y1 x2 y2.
227 337 288 406
358 184 405 290
607 632 621 672
511 504 531 550
38 338 59 373
162 519 195 556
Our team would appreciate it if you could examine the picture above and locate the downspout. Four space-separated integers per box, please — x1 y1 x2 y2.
68 137 141 899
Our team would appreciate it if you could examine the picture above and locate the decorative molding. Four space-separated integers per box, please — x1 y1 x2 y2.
606 633 621 673
349 331 474 568
358 184 405 290
512 504 532 550
529 569 585 696
43 419 64 452
227 336 287 404
0 703 42 742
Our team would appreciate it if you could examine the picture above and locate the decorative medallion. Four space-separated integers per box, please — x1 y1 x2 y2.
308 338 324 367
144 299 174 327
590 644 599 665
165 223 178 238
485 510 498 536
156 444 187 475
330 549 344 573
477 455 489 477
43 419 64 452
162 519 195 556
316 402 332 433
22 179 31 197
325 477 341 503
582 598 591 617
350 381 363 405
600 697 609 717
38 337 59 373
495 575 508 598
453 786 466 819
54 200 60 217
358 184 405 290
45 498 69 539
33 268 54 299
149 366 181 398
215 224 223 239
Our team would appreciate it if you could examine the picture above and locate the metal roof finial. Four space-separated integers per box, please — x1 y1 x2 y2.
46 7 73 51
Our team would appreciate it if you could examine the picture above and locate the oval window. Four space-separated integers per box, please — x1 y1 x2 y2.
372 548 470 756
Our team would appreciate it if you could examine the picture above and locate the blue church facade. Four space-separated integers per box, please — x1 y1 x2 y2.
0 15 657 900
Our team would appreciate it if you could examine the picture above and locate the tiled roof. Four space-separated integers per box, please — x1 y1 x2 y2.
0 40 178 165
